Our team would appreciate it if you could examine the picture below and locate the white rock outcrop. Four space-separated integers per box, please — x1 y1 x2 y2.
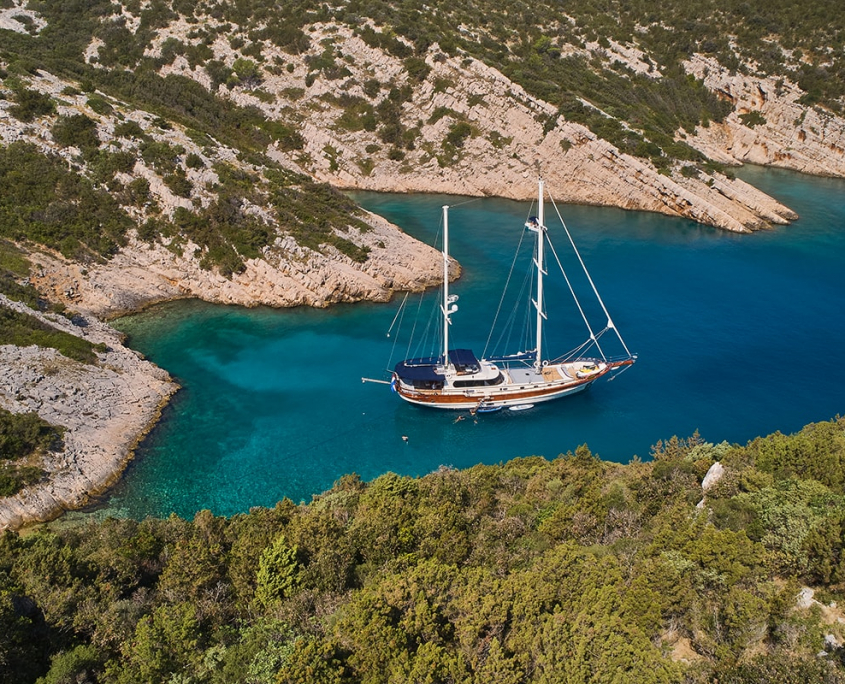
685 54 845 177
0 295 178 530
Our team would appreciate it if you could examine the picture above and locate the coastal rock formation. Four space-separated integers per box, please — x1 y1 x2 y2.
26 210 444 318
0 295 177 530
0 25 810 237
685 54 845 176
277 31 798 232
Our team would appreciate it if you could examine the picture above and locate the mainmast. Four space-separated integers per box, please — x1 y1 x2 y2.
530 179 547 370
441 205 458 366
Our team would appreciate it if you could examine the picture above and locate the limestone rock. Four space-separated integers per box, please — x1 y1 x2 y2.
685 54 845 177
701 461 725 492
25 209 443 317
0 295 178 530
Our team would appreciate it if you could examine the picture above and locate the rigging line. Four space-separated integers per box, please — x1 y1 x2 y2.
552 326 613 363
490 258 532 358
385 292 409 373
483 224 530 358
386 291 409 337
404 289 427 361
448 196 485 209
547 189 634 359
405 214 445 361
554 338 593 362
606 362 634 382
545 232 608 361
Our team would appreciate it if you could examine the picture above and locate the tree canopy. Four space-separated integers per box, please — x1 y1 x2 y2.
2 417 845 683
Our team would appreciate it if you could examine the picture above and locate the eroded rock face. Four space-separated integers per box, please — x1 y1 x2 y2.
0 24 811 237
0 296 177 530
26 209 443 318
266 30 799 233
685 54 845 177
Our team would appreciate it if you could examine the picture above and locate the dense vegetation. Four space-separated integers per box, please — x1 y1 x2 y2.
2 417 845 683
0 407 62 497
0 303 105 364
0 142 131 261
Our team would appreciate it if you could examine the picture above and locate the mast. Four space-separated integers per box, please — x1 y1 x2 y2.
441 205 458 366
533 179 546 370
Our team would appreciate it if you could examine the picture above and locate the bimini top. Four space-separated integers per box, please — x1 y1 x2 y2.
394 349 480 381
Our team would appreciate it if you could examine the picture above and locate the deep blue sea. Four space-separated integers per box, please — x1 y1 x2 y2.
100 166 845 519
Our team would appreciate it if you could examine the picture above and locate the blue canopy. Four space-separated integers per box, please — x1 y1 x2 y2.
393 361 443 381
394 349 480 381
448 349 480 370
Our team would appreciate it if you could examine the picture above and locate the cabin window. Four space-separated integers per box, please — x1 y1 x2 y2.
412 380 444 390
453 374 504 388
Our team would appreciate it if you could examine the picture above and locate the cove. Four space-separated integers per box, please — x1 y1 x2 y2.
102 166 845 520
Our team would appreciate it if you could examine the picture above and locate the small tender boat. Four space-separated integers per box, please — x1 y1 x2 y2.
384 178 636 410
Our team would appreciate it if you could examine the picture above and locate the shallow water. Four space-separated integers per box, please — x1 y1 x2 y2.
101 166 845 519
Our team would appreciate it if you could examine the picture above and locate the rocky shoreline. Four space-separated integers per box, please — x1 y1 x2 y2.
27 208 444 318
0 207 444 531
0 294 178 530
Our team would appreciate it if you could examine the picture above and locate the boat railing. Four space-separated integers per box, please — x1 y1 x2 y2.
486 352 537 364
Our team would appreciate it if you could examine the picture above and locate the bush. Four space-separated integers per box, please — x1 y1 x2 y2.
0 407 64 461
0 463 44 496
113 120 147 140
444 121 472 148
0 142 131 259
163 169 192 197
51 114 99 150
0 304 104 364
738 110 767 128
8 86 54 122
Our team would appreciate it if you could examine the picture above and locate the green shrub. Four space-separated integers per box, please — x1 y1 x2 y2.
0 463 44 496
85 94 114 115
113 120 147 140
444 121 472 148
163 169 192 197
0 304 104 364
0 407 64 461
8 86 54 122
0 142 131 259
739 110 767 128
51 114 100 150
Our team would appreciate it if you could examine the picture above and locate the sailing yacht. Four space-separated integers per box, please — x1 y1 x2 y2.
389 179 636 410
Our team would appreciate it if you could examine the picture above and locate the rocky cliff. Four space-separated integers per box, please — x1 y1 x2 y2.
685 54 845 176
160 23 802 233
261 26 800 233
25 210 444 318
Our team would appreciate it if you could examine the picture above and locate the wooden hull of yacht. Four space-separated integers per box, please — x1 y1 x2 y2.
394 359 633 410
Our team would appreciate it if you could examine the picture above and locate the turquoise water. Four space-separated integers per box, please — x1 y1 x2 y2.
104 167 845 519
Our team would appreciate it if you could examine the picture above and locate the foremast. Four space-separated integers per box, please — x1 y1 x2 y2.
441 205 458 368
528 179 547 371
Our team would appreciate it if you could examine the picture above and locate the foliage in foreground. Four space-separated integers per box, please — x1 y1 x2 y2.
2 417 845 683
